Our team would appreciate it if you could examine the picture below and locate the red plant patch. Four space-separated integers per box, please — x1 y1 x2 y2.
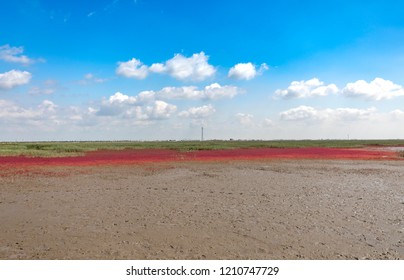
187 147 400 161
0 147 401 168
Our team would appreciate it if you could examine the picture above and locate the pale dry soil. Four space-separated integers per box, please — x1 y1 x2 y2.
0 160 403 259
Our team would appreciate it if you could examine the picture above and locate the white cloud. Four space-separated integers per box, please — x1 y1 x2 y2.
0 44 34 65
0 99 57 120
179 105 215 119
3 96 404 140
38 100 58 113
139 83 241 101
236 113 255 126
202 83 240 99
116 58 149 79
275 77 404 100
108 92 138 104
342 78 404 100
80 73 107 84
228 62 268 80
116 52 216 81
96 92 139 116
95 91 177 120
137 90 158 102
160 52 216 81
0 70 32 89
263 118 274 127
29 87 55 95
95 83 238 121
153 86 200 99
332 107 377 121
143 100 177 120
280 106 320 121
280 105 377 122
390 109 404 119
123 100 177 120
29 80 59 95
275 78 339 99
149 63 165 73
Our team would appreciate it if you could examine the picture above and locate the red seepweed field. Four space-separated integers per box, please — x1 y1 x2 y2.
0 146 402 167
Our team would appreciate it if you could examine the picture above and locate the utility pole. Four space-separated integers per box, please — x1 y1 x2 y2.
201 126 204 141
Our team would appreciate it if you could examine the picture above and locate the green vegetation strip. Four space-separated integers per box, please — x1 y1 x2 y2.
0 140 403 158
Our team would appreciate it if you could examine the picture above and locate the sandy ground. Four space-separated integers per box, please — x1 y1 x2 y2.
0 159 403 259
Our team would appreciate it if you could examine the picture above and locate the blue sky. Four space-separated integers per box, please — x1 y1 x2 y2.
1 0 404 140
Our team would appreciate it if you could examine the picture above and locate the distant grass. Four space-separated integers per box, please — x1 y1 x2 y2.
0 139 404 157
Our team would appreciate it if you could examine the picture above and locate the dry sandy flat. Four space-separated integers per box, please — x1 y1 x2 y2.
0 160 403 259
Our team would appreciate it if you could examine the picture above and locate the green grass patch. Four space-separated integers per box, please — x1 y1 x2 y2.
0 139 404 158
